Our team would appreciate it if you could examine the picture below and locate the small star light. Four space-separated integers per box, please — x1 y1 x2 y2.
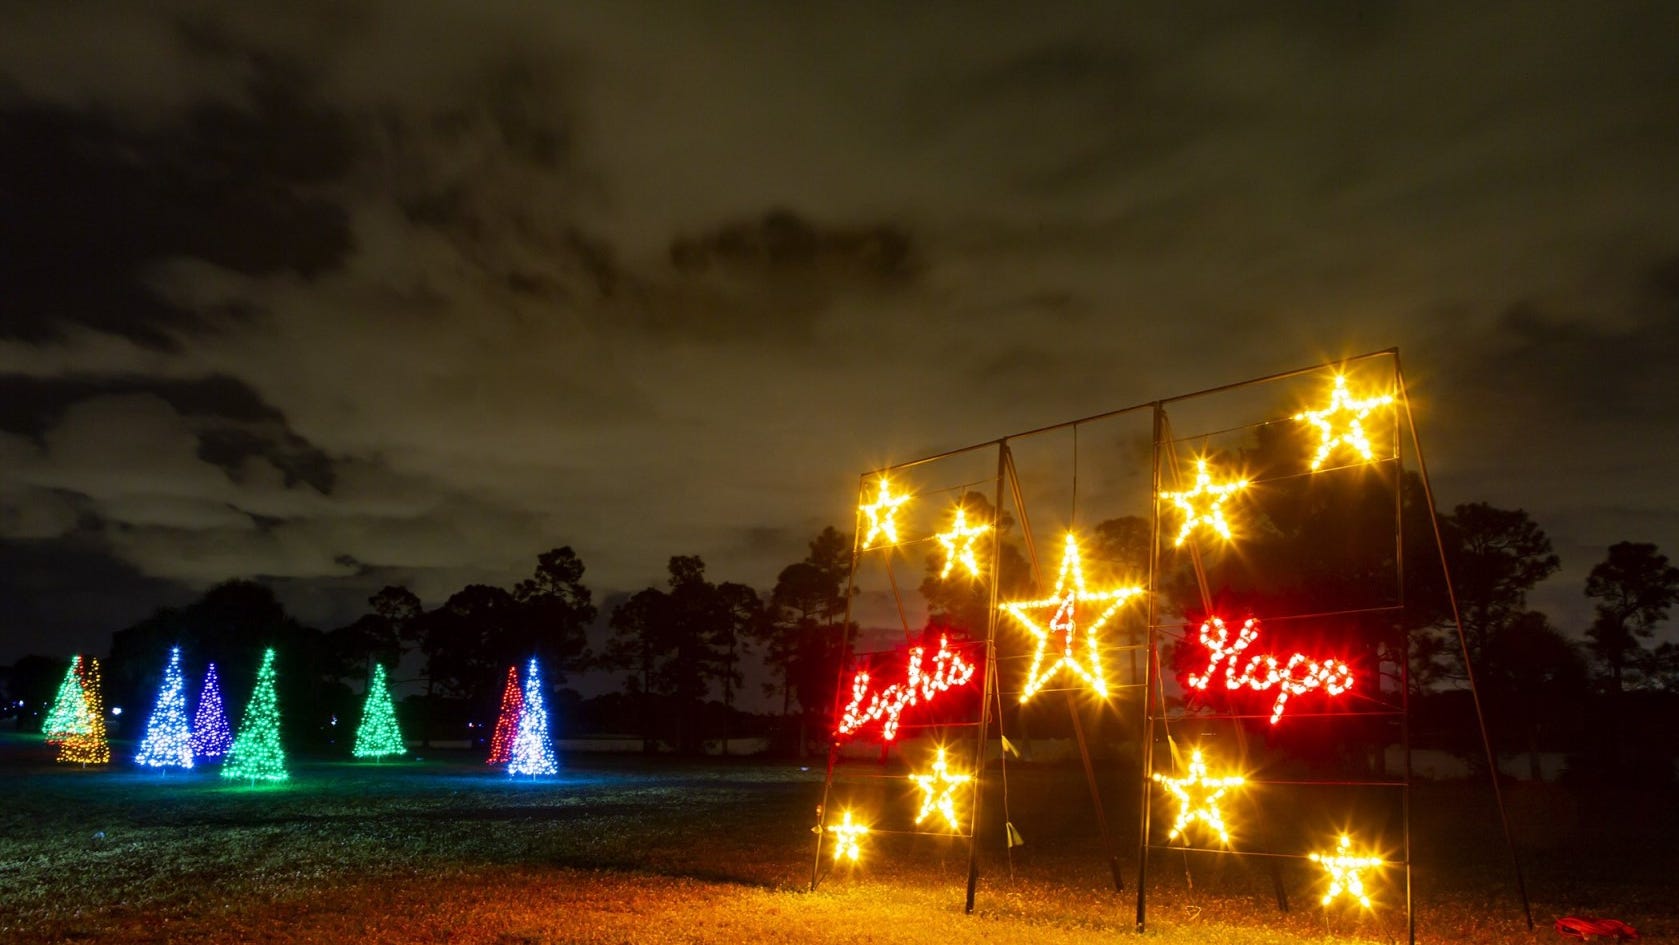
1310 834 1383 909
1159 458 1249 547
859 477 911 549
1153 748 1245 845
909 747 974 832
1294 374 1395 471
827 810 870 863
1001 533 1144 702
935 506 991 579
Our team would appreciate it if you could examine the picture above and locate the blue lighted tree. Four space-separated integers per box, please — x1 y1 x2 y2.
508 657 558 776
135 646 194 769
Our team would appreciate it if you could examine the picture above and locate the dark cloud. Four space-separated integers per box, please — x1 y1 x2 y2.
1 3 1678 665
0 374 335 492
0 56 354 347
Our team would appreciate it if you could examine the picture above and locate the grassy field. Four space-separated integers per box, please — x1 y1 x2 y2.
2 734 1672 944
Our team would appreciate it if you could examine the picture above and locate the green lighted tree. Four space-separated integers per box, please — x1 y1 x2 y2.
222 648 288 783
352 663 405 760
43 656 90 743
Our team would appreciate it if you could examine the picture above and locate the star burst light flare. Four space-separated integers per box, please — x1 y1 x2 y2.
909 747 974 832
1000 532 1143 702
1310 834 1383 908
1294 374 1395 471
826 810 870 863
935 505 990 579
858 476 910 549
1160 458 1248 547
1153 748 1244 844
135 646 194 769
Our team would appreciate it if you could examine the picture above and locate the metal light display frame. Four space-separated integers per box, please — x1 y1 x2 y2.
809 349 1527 944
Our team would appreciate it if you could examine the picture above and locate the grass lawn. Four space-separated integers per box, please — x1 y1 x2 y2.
2 733 1672 944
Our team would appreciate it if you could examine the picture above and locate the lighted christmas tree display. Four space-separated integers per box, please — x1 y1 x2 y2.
57 657 110 765
221 649 288 783
485 664 523 765
507 657 557 776
135 646 194 769
43 656 90 743
190 662 233 760
352 663 405 760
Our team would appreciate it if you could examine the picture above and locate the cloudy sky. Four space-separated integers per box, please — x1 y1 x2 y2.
2 2 1677 663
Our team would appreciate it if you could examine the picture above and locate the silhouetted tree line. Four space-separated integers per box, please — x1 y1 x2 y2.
4 432 1676 778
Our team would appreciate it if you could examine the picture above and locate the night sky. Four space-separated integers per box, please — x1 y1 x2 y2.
3 3 1677 664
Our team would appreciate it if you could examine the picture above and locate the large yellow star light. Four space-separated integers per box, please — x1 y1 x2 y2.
935 506 991 580
827 810 870 863
859 477 911 550
1294 374 1395 471
909 747 974 832
1159 458 1249 547
1309 834 1383 909
1001 533 1144 703
1152 748 1245 845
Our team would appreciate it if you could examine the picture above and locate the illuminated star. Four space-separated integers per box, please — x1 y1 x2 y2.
1294 374 1395 471
935 506 991 579
909 747 974 832
1309 834 1382 908
827 810 870 863
859 477 911 549
1152 748 1244 845
1159 458 1248 547
1001 533 1144 702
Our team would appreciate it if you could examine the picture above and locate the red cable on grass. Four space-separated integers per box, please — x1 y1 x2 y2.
1555 916 1638 941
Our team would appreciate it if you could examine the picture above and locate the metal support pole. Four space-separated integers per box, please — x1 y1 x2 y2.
965 441 1009 913
1135 401 1166 932
1395 353 1534 932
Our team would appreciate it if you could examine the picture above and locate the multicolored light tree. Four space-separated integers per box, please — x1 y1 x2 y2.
486 664 523 765
507 657 557 776
43 656 89 743
222 649 288 783
352 664 405 760
57 657 110 765
191 662 233 760
135 646 194 769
